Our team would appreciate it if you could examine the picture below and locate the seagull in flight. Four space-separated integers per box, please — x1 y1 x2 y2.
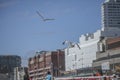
36 11 55 22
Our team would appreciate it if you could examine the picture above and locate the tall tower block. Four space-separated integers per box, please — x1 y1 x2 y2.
101 0 120 37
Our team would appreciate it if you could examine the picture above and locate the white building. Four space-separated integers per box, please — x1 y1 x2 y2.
65 0 120 71
65 30 101 71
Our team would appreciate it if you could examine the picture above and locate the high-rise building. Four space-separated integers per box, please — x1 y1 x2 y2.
0 55 21 73
0 55 21 80
101 0 120 37
102 0 120 28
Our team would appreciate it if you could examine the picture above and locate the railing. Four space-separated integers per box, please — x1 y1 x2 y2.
54 76 115 80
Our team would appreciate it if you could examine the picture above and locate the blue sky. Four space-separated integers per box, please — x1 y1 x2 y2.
0 0 104 66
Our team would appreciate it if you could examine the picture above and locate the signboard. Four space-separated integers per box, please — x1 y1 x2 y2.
101 62 110 70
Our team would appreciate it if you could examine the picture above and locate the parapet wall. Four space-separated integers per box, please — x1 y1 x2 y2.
79 30 101 45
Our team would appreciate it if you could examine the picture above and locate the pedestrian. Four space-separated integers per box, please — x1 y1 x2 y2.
112 75 118 80
46 71 52 80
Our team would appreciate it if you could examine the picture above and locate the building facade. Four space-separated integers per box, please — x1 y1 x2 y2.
0 55 21 80
0 73 9 80
14 67 28 80
93 37 120 74
28 50 65 80
65 30 101 71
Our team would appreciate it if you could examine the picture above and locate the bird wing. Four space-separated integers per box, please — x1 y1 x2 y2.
44 18 55 21
36 11 45 20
